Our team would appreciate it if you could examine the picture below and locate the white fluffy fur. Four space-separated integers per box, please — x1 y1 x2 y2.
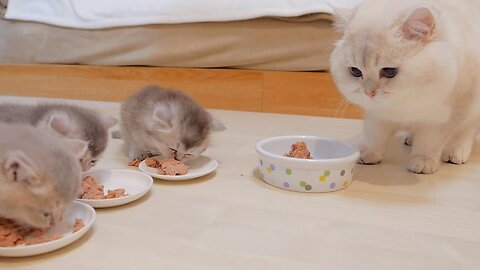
330 0 480 174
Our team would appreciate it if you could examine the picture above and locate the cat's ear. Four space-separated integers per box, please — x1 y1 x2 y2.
210 118 226 131
47 114 71 135
402 7 436 42
330 5 355 32
2 150 41 187
64 139 88 158
152 105 173 131
100 114 118 129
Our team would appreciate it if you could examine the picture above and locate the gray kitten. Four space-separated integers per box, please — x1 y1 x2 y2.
0 124 87 228
120 85 225 161
0 103 117 171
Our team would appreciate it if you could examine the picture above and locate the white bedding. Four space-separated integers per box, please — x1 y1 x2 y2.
5 0 362 29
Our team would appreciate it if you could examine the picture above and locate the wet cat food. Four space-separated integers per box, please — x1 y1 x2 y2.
145 157 189 175
0 218 85 247
284 141 312 159
72 219 85 233
128 159 141 167
79 176 127 200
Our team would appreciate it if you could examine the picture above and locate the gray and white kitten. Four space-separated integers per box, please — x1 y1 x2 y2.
0 103 117 171
0 124 87 228
120 85 225 161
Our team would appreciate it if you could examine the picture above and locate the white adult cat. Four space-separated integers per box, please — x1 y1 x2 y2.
330 0 480 174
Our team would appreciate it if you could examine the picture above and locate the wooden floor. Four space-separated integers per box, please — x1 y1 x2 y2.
0 64 362 119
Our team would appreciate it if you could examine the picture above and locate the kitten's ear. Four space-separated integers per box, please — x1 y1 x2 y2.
402 7 436 42
330 5 355 32
100 114 118 129
210 119 226 131
152 105 173 131
2 150 41 187
64 139 88 158
47 114 71 135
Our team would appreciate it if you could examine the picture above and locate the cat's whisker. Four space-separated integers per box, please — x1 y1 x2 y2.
334 98 347 118
334 97 354 118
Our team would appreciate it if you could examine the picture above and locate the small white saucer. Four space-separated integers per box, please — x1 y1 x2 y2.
77 169 153 208
0 201 95 257
138 155 218 181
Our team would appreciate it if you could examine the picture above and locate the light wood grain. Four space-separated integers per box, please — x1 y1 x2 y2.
0 65 263 112
0 97 479 269
263 71 363 118
0 64 363 118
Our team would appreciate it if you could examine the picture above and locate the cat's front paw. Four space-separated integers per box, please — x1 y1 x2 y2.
407 155 439 174
441 144 472 165
442 148 471 165
357 151 383 165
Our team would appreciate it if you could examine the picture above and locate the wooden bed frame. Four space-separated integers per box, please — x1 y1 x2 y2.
0 64 362 119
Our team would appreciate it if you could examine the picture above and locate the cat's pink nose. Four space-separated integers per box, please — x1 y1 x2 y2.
365 90 377 98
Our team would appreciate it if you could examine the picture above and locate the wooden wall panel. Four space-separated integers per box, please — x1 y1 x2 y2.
262 71 362 119
0 64 363 118
0 65 263 112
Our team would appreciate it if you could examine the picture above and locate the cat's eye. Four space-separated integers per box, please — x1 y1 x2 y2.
185 154 193 157
89 160 97 166
349 67 363 78
169 148 177 153
380 67 398 79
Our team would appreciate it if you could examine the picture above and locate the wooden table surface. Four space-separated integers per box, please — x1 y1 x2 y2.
1 97 479 269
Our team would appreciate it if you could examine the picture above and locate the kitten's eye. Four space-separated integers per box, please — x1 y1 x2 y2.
185 154 193 157
89 160 97 166
349 67 363 78
169 148 177 153
380 68 398 79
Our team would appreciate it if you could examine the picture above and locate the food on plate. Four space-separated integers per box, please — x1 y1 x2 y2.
105 189 127 199
79 176 127 200
145 157 189 175
0 217 84 247
72 219 85 233
128 159 141 167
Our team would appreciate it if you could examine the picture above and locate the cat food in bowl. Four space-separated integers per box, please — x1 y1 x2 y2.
255 136 359 193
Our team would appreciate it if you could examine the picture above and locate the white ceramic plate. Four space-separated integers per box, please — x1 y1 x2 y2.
138 155 218 181
77 169 153 208
0 201 95 257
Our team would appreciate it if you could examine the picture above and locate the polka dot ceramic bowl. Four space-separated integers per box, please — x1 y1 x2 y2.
255 136 359 193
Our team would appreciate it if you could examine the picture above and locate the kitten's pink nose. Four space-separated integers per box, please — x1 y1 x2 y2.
365 90 377 98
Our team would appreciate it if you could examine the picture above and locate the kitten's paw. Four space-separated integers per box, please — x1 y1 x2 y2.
441 144 472 165
407 155 439 174
357 151 383 165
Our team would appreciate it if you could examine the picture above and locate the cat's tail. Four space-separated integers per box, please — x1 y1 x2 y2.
111 130 122 139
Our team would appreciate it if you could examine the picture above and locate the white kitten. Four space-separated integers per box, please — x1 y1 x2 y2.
0 124 87 228
330 0 480 174
120 85 225 161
